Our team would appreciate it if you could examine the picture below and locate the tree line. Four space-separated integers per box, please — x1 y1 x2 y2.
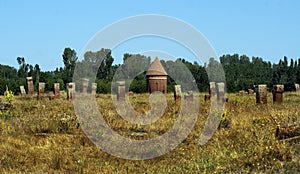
0 47 299 94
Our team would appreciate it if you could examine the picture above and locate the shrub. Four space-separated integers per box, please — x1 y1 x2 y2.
4 86 14 105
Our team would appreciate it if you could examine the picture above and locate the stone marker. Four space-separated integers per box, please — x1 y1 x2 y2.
91 83 97 95
26 77 34 94
174 85 182 101
256 84 267 104
273 85 284 104
38 82 45 98
217 82 225 102
209 82 216 97
248 89 254 95
295 84 300 93
67 82 75 100
117 81 125 100
184 91 193 101
239 90 244 96
54 83 60 99
82 78 89 93
20 86 26 95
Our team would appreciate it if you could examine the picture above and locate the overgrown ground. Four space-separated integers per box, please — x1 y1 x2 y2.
1 92 300 173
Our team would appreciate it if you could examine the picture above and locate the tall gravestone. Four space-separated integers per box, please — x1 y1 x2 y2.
273 85 284 104
217 82 225 102
26 77 34 95
295 84 300 93
54 83 60 99
38 82 45 98
20 86 26 95
174 85 182 101
91 83 97 95
256 84 267 104
209 82 217 100
117 81 125 101
67 82 75 100
82 78 89 93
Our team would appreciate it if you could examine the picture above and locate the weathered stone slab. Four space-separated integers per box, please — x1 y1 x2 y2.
209 82 216 97
67 82 75 100
117 81 125 100
20 86 26 95
273 85 284 104
91 83 97 95
82 78 89 93
174 85 182 101
26 77 34 95
217 82 225 102
295 84 300 93
256 84 267 104
54 83 60 99
38 82 45 98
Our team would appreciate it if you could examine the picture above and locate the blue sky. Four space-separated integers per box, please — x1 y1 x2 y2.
0 0 299 71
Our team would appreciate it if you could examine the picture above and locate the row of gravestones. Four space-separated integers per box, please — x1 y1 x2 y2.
255 84 285 104
200 83 299 104
174 85 194 101
19 77 97 100
115 81 225 102
19 77 300 103
115 81 198 102
237 83 300 104
174 82 227 103
175 83 300 104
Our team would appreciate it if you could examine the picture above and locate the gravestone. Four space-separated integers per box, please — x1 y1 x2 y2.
67 82 75 100
248 89 254 95
256 84 267 104
209 82 216 97
38 82 45 98
295 84 300 93
54 83 60 99
82 78 89 93
117 81 125 101
20 86 26 95
184 91 193 101
91 83 97 95
174 85 182 101
239 90 244 96
273 85 284 104
217 82 225 102
26 77 34 95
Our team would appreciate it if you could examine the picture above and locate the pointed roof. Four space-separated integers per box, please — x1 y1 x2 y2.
146 57 168 76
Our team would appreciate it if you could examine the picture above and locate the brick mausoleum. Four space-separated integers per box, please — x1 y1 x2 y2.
146 57 168 93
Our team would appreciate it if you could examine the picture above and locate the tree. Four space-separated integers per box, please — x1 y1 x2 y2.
97 48 114 80
62 47 78 84
16 57 29 78
34 64 41 84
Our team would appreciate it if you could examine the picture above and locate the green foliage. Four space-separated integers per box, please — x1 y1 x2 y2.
95 79 111 94
129 79 147 93
62 47 78 84
1 48 300 94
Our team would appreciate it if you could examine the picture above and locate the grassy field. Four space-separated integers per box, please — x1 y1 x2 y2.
1 92 300 173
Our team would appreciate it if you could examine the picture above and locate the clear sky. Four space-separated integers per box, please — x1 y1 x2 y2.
0 0 299 71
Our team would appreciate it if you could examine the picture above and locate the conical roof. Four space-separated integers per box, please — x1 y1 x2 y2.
146 57 168 76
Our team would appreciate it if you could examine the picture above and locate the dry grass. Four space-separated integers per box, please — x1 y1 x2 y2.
0 92 300 173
